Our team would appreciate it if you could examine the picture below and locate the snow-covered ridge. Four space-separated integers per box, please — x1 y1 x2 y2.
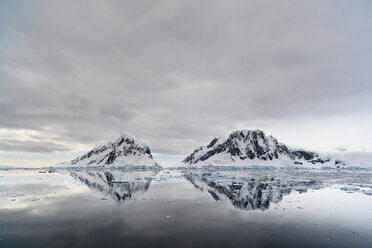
58 134 160 168
182 129 372 168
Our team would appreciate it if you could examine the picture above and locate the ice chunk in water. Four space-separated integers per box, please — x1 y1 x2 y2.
294 186 307 192
311 185 322 190
340 186 360 191
362 190 372 195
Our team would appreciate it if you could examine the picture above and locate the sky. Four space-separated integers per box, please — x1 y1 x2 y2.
0 0 372 167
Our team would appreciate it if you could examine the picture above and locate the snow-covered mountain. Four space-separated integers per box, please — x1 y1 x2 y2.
182 129 372 168
58 134 160 168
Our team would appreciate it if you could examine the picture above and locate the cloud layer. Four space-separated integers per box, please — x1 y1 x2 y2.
1 0 372 164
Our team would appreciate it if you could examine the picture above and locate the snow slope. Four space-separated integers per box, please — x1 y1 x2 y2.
324 151 372 168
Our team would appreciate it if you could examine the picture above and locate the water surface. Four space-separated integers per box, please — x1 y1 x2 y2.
0 168 371 248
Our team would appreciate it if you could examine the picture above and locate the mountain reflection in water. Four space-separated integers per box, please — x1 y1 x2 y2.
70 170 159 202
185 171 319 211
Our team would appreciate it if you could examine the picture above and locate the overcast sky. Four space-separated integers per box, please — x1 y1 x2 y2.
1 0 372 167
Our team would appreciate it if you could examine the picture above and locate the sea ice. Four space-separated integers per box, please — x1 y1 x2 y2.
311 185 322 190
362 190 372 195
294 186 307 192
340 186 360 191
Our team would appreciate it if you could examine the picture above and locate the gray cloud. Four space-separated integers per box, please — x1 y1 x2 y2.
0 0 372 156
0 140 69 153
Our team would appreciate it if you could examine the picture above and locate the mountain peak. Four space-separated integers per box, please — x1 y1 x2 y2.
62 134 159 168
114 133 139 144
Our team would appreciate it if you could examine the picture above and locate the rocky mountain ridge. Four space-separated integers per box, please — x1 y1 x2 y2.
182 129 332 167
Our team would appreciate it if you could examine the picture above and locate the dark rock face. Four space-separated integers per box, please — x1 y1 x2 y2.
335 159 346 166
207 138 219 148
290 150 316 160
183 129 328 165
71 135 154 166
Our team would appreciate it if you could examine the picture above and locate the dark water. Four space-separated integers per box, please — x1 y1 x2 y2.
0 168 372 248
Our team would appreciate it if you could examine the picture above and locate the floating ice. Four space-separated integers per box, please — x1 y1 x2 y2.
363 190 372 195
294 186 307 192
311 185 322 190
340 186 360 191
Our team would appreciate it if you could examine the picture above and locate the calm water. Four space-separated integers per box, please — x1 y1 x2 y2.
0 168 372 248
